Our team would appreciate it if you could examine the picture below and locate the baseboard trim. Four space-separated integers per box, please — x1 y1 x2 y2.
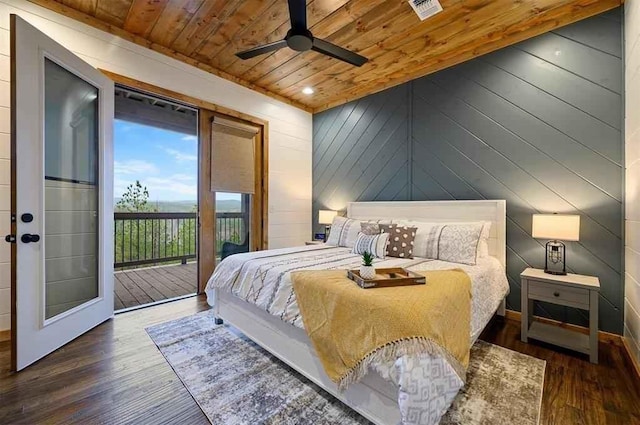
622 338 640 380
0 329 10 342
504 309 622 346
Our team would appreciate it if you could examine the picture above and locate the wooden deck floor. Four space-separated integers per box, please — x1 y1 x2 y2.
114 262 197 310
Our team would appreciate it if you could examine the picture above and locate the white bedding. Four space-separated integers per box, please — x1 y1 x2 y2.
205 244 509 424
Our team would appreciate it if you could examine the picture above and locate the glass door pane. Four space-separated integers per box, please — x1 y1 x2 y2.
217 192 251 261
44 58 99 320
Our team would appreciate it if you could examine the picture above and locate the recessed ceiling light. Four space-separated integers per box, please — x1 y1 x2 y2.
302 87 314 95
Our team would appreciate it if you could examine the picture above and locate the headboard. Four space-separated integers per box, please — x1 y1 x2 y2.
346 200 507 268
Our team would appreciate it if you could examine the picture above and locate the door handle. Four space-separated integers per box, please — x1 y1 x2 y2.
21 233 40 243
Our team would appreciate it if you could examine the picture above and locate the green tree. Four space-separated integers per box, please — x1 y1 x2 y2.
116 180 152 212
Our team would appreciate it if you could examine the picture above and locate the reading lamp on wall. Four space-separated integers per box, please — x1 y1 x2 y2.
318 210 337 242
531 214 580 275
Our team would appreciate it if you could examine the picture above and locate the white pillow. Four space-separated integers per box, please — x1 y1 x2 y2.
351 232 389 259
396 220 492 262
325 216 362 248
437 223 485 265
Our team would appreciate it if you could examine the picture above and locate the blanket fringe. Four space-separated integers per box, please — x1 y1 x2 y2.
337 337 467 392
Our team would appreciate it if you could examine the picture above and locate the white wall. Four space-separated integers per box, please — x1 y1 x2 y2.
0 0 313 331
625 0 640 365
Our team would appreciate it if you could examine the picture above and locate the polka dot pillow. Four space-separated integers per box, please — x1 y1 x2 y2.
379 224 417 259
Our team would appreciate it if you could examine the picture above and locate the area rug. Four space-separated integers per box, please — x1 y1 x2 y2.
146 311 545 425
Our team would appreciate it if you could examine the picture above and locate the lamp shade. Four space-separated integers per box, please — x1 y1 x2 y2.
532 214 580 241
318 210 337 225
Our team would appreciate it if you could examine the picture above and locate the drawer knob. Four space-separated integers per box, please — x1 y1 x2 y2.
553 291 560 297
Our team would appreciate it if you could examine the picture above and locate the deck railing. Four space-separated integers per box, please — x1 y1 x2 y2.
114 211 246 268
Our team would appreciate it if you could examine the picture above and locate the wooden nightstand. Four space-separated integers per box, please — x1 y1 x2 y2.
305 240 324 245
520 268 600 363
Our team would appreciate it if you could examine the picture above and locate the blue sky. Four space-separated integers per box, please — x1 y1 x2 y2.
114 119 238 202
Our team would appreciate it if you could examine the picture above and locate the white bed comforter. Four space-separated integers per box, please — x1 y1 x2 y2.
205 245 509 425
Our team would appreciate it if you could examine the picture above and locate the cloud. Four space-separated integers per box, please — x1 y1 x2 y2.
181 135 197 141
114 160 159 175
161 147 197 162
171 173 196 181
145 175 197 198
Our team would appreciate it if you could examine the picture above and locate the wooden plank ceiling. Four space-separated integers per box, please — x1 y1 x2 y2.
30 0 622 112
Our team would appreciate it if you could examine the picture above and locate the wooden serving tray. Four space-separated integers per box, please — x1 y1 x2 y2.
347 267 426 289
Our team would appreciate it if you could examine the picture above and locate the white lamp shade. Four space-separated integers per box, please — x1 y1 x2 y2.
532 214 580 241
318 210 338 225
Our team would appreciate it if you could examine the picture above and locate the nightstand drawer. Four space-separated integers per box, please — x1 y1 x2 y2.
528 279 590 308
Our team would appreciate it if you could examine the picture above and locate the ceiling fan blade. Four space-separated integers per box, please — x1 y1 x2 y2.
312 38 368 67
288 0 307 29
236 40 288 60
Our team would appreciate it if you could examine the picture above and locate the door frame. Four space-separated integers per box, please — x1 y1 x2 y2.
99 71 269 294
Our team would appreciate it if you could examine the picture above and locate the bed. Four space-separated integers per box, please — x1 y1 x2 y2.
205 200 509 425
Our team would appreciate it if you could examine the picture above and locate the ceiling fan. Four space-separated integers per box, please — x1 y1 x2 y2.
235 0 368 67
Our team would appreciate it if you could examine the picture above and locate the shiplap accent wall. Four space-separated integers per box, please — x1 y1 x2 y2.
313 9 624 333
0 0 313 332
624 0 640 364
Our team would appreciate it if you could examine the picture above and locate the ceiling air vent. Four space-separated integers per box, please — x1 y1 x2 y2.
408 0 443 21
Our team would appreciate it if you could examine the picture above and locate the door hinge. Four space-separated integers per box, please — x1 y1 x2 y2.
5 234 15 243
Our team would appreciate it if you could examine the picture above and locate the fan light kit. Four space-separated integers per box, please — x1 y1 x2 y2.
236 0 368 67
302 87 314 95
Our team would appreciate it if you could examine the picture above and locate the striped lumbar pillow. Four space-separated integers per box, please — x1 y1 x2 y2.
351 232 389 259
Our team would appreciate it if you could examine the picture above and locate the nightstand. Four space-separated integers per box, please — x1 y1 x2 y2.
305 240 324 245
520 268 600 363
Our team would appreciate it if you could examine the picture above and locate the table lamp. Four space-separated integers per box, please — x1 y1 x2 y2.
318 210 337 242
532 214 580 275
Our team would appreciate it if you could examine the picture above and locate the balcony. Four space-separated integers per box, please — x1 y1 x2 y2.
113 211 246 311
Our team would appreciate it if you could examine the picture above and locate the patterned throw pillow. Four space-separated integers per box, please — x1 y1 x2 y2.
351 232 389 259
379 224 417 259
437 223 484 265
360 221 381 235
325 216 361 248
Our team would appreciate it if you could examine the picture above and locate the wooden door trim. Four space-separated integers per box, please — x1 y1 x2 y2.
199 112 268 293
99 70 268 127
99 70 269 294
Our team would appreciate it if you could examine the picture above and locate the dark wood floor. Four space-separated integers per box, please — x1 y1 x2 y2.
1 296 639 424
114 262 197 310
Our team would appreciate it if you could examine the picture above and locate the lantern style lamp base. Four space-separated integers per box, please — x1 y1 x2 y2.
544 240 567 275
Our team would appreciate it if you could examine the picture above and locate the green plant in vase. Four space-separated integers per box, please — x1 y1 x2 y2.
360 251 376 280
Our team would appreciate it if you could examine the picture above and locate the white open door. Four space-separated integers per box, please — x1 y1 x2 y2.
9 15 114 371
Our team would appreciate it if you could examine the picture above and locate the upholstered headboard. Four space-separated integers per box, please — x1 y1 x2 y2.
346 200 507 267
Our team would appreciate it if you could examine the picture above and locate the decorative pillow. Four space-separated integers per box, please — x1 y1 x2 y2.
437 223 485 265
380 224 417 258
351 232 389 259
360 221 381 235
325 216 361 248
398 220 492 261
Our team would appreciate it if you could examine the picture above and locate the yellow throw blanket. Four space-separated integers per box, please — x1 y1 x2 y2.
291 269 472 390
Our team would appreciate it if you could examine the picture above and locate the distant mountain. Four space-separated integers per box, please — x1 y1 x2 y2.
216 199 242 212
114 198 241 212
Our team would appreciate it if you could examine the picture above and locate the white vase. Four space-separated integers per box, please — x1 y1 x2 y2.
360 265 376 280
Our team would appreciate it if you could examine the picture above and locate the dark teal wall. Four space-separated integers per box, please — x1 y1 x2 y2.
312 9 624 333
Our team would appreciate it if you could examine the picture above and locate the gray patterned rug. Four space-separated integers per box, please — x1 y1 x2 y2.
146 311 545 425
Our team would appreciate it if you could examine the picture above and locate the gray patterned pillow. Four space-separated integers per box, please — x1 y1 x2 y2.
437 223 484 265
380 224 417 259
360 221 381 235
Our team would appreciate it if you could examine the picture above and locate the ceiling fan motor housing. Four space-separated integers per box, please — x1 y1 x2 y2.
286 28 313 52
